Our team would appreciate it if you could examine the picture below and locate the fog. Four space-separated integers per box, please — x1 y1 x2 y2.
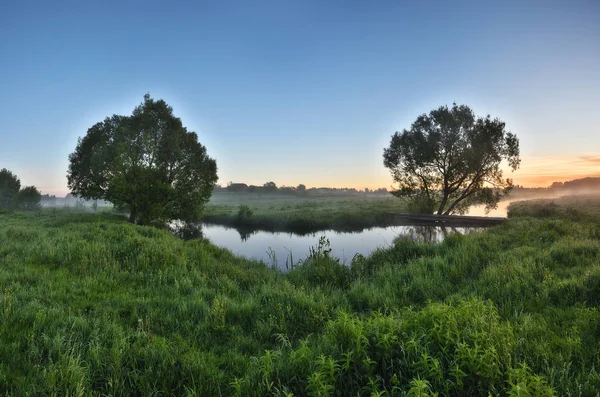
468 188 600 217
40 196 111 209
39 186 600 221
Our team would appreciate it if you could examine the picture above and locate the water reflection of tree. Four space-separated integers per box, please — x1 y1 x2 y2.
392 226 483 244
237 226 259 242
409 226 452 243
171 222 204 240
236 227 317 242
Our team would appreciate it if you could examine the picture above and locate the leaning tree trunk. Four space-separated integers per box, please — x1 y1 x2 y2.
443 197 466 215
129 207 137 224
437 193 449 215
443 178 480 215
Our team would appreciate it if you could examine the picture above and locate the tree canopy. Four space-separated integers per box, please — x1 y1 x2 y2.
18 186 42 211
263 181 278 192
0 169 42 210
67 94 218 225
0 169 21 209
383 103 520 215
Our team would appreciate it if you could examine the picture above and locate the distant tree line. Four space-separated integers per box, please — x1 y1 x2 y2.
549 177 600 190
213 181 389 195
0 169 42 211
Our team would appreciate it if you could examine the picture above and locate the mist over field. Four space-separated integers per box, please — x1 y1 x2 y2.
40 181 600 220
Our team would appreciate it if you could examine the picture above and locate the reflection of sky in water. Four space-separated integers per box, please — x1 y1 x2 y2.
201 224 481 270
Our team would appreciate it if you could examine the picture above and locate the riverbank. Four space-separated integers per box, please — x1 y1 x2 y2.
1 209 599 395
201 194 407 233
508 194 600 221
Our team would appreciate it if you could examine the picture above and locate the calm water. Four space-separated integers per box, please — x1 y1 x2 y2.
201 223 481 269
196 200 516 270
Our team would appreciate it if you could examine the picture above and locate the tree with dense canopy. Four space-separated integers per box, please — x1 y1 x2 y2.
0 168 21 209
18 186 42 211
0 169 42 210
383 103 520 215
263 181 278 192
67 94 218 225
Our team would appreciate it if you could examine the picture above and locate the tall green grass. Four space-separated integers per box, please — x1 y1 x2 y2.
508 194 600 222
1 209 599 395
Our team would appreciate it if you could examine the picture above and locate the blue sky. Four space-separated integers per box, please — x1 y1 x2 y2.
1 0 599 195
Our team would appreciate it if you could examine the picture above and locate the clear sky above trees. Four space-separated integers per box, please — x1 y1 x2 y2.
1 0 599 195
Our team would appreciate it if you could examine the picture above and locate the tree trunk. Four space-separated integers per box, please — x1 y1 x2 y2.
437 193 449 215
443 196 466 215
129 208 137 223
443 176 482 215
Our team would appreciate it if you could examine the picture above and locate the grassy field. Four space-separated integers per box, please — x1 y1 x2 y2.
1 206 600 395
508 194 600 221
202 193 406 233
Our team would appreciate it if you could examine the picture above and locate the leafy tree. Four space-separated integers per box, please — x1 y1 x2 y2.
383 103 520 215
278 186 295 194
263 181 278 192
0 168 21 209
297 184 306 193
18 186 42 211
67 94 218 225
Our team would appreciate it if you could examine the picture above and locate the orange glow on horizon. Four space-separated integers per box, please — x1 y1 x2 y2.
358 155 600 190
41 155 600 197
510 155 600 187
513 173 600 187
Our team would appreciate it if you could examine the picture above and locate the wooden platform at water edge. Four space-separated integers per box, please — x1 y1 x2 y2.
388 213 506 227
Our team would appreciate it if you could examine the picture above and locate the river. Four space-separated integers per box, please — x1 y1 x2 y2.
200 223 482 269
196 200 516 270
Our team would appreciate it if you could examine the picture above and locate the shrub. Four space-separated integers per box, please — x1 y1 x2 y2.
237 205 253 220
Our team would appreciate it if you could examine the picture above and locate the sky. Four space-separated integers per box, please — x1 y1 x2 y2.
1 0 599 196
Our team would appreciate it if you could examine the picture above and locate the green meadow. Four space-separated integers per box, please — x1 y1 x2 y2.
1 201 599 395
